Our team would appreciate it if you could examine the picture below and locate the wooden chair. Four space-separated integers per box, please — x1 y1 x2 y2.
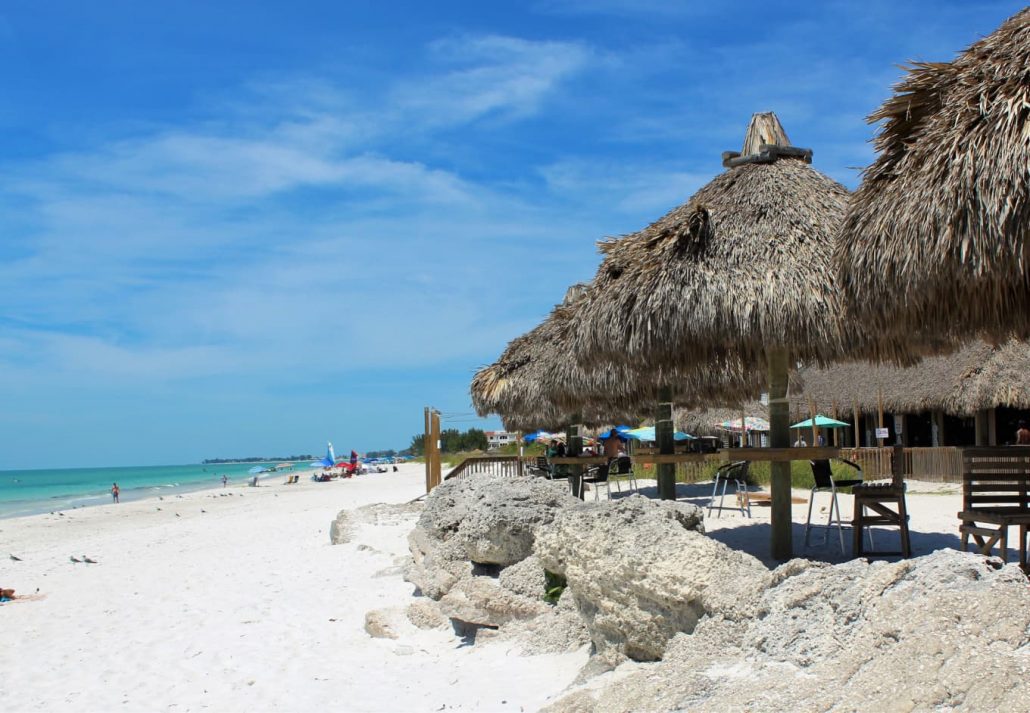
852 446 911 558
959 448 1030 567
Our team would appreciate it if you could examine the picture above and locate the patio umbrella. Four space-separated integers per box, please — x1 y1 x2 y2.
790 415 850 429
835 9 1030 348
571 112 851 559
624 426 695 442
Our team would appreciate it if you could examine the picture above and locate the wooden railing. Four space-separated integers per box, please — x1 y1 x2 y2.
443 455 525 481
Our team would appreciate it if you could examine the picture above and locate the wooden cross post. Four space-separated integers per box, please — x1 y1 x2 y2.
568 422 583 499
424 407 432 493
877 388 885 447
768 347 793 560
430 410 442 488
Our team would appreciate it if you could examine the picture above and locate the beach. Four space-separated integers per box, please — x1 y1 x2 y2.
0 464 586 712
1 463 983 712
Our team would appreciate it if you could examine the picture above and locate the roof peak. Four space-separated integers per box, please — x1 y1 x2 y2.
722 111 812 168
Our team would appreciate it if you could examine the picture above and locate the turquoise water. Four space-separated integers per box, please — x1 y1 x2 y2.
0 462 299 519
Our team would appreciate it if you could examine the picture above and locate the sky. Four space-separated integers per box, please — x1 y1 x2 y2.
0 0 1023 468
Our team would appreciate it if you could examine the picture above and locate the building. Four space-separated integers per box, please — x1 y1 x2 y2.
485 430 518 450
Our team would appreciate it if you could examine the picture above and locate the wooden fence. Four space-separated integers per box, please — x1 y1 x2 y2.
443 455 525 481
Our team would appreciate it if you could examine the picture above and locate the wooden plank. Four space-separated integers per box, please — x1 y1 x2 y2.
549 456 608 465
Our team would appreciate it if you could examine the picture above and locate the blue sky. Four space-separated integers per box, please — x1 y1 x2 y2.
0 1 1022 468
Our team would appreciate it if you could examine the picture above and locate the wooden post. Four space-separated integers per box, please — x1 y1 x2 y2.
432 411 443 488
657 389 676 500
768 347 792 560
568 423 583 499
877 388 885 447
808 398 818 447
739 407 746 448
832 401 840 447
853 400 861 447
975 409 988 446
932 409 946 446
424 407 432 493
988 408 998 446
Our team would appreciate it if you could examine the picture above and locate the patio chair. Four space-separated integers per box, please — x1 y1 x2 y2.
607 456 636 493
582 462 612 501
709 461 750 518
527 456 553 479
804 458 869 553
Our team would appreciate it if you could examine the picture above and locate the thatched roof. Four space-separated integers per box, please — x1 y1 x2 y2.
790 340 1030 417
835 9 1030 345
471 285 764 431
572 112 851 371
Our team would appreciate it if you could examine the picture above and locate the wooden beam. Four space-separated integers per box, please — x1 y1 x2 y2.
853 400 861 447
568 422 583 499
877 387 885 447
424 406 431 493
832 401 840 447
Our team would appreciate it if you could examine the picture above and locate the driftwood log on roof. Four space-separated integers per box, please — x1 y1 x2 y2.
572 114 851 371
835 9 1030 347
790 340 1030 417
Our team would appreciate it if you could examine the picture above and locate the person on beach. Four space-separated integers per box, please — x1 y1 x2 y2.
793 436 807 448
221 474 228 488
111 483 120 503
1017 421 1030 445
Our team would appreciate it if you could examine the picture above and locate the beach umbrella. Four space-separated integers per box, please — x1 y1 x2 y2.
624 426 695 442
835 9 1030 349
790 415 849 429
571 112 851 560
248 465 267 475
597 425 633 440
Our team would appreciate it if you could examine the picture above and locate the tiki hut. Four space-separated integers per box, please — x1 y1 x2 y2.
572 112 850 559
835 9 1030 346
471 285 763 432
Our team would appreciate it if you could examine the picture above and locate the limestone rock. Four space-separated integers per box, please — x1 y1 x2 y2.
329 510 352 545
406 475 579 600
563 550 1030 712
498 555 546 599
405 599 449 630
500 587 591 655
363 609 399 639
534 495 765 662
438 575 549 628
331 501 422 545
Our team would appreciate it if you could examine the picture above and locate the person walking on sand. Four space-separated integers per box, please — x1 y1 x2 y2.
1017 420 1030 445
221 474 228 488
111 483 120 503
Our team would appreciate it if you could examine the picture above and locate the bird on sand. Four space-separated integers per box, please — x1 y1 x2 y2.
70 556 81 563
83 556 98 564
9 554 22 561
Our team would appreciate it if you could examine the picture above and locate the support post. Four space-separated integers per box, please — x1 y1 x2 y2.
568 423 583 499
988 408 998 446
975 410 988 446
932 409 946 447
877 388 885 447
424 407 432 493
657 388 675 500
429 410 442 489
853 400 861 447
808 398 818 447
832 401 840 447
768 347 792 560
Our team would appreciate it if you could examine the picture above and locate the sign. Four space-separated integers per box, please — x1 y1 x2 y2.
875 427 890 439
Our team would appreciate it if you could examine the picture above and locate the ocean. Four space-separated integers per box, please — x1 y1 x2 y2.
0 462 302 519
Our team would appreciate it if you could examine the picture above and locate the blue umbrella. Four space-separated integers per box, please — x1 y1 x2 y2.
625 427 695 442
248 465 267 474
597 425 633 441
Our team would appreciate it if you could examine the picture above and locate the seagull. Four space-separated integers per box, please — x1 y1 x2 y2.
175 513 180 517
70 556 81 563
83 556 97 564
9 554 22 561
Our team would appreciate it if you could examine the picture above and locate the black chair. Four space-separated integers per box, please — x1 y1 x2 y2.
527 455 552 478
708 461 750 518
582 462 611 500
804 458 869 553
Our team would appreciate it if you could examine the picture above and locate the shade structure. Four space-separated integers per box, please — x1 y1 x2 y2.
573 113 849 371
471 284 764 432
568 111 852 560
719 416 770 432
791 415 849 429
835 9 1030 348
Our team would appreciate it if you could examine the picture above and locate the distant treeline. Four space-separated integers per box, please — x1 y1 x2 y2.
409 428 488 455
202 455 316 464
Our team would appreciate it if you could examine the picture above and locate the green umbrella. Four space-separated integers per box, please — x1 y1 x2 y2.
791 414 849 429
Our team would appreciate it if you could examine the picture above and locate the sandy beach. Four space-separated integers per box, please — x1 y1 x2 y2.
1 464 980 712
0 464 585 712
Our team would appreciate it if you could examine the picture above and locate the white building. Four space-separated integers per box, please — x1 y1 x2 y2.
486 430 517 450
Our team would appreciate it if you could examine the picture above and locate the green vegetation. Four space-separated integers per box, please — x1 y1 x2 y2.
202 455 314 464
544 570 567 605
409 428 488 456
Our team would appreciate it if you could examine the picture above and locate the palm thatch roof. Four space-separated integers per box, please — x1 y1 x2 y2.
471 285 764 431
790 340 1030 417
572 112 851 371
835 9 1030 345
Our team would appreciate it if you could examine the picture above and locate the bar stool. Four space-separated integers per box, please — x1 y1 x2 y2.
608 456 636 494
708 461 751 518
804 459 869 553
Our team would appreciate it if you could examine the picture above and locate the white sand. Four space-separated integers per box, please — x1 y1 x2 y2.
0 464 586 712
1 465 978 712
